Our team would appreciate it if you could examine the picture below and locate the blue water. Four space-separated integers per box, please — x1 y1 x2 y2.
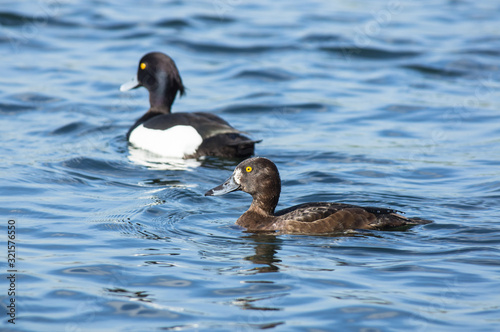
2 0 500 331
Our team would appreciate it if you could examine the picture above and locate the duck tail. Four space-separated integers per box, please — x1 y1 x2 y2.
229 139 262 158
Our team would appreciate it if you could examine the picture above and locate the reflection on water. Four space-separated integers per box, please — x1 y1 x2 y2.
128 145 202 170
106 288 151 303
244 234 283 273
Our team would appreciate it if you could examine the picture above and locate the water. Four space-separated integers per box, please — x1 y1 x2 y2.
1 0 500 331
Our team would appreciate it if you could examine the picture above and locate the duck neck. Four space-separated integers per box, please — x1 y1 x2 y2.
236 174 281 231
249 191 280 217
237 195 279 230
148 76 179 114
148 93 174 114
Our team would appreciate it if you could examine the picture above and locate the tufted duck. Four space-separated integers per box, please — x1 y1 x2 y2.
121 52 259 159
205 157 431 234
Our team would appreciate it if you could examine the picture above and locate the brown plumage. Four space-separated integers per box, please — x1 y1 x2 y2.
205 157 431 234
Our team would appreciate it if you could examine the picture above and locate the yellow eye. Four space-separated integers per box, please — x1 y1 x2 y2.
245 166 252 173
140 62 146 70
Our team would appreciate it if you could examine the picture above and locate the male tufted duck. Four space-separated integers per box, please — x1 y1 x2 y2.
205 157 431 234
121 52 259 159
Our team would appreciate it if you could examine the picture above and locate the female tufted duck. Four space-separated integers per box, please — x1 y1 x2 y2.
121 52 259 159
205 157 431 234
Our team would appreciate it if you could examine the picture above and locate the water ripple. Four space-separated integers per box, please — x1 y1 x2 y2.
2 0 500 331
320 46 421 59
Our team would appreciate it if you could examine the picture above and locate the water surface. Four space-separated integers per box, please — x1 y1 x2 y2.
1 1 500 331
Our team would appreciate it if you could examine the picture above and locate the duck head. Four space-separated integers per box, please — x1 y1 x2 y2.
120 52 185 112
205 157 281 215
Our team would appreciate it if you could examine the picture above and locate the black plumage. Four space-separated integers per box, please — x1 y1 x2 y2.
121 52 259 158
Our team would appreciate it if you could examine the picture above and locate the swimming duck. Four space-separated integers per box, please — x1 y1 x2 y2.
205 157 431 233
120 52 259 159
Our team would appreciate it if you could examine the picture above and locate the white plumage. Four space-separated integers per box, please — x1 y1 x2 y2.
129 124 203 158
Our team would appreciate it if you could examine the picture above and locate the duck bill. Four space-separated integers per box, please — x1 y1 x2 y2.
120 77 141 92
205 175 240 196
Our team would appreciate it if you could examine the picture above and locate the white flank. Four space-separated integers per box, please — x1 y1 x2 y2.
128 146 202 170
129 124 203 158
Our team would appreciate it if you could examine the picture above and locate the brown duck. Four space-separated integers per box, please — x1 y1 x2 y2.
205 157 431 234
